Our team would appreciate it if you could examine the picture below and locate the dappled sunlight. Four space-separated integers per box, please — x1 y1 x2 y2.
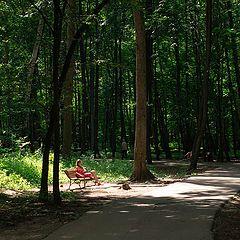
43 164 240 240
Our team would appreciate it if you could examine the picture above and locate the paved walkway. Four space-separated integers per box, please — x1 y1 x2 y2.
44 163 240 240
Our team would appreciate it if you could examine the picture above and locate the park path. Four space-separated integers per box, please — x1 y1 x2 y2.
43 162 240 240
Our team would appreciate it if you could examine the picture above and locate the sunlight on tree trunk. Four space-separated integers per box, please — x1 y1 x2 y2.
131 6 155 181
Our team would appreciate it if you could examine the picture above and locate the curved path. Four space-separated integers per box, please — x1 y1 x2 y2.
44 163 240 240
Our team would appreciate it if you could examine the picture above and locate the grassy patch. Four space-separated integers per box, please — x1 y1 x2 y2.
0 151 52 190
0 152 190 191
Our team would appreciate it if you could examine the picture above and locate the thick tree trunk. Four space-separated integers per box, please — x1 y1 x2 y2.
131 9 154 181
62 0 75 158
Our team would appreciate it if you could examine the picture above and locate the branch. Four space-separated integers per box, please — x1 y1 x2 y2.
58 0 110 89
27 0 53 33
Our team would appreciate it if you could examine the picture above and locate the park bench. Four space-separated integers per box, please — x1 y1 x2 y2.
64 168 95 190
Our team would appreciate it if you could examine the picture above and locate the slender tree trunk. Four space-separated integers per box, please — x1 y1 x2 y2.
27 19 44 152
52 0 62 204
79 34 88 153
94 59 100 157
145 0 153 164
153 46 160 160
94 14 100 158
226 48 239 157
189 0 212 171
226 0 240 97
39 0 109 202
119 37 127 143
216 51 224 162
89 36 95 151
156 96 172 159
174 35 184 152
39 0 62 203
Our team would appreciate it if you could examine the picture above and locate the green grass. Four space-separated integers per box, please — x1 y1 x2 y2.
0 152 189 191
0 151 53 190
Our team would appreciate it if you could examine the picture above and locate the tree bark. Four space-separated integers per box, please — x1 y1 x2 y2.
189 0 212 171
131 8 154 181
62 0 75 158
27 19 44 152
226 0 240 97
145 0 153 164
39 0 109 202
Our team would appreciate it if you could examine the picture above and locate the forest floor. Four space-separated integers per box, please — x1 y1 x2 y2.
0 162 239 240
213 191 240 240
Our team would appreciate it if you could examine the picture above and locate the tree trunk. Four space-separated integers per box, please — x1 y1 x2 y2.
226 48 239 157
131 8 154 181
189 0 212 171
27 19 44 152
39 0 109 202
52 0 62 204
89 36 95 151
145 0 153 164
79 20 88 154
62 0 75 158
119 37 127 143
94 14 100 158
226 0 240 97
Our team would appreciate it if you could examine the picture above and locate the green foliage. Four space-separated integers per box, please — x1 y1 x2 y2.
0 152 52 190
1 0 240 167
63 155 189 182
0 152 190 191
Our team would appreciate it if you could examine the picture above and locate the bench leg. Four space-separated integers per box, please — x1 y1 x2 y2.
68 180 72 190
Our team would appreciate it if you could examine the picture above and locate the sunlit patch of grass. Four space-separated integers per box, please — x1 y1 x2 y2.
62 157 190 183
0 152 191 191
0 151 53 190
61 158 134 182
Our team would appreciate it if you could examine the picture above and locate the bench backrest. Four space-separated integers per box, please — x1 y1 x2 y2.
64 169 77 179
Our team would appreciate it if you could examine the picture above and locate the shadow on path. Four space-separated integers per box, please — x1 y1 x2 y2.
44 163 240 240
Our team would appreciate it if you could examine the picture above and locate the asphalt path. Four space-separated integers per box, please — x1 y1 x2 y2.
43 162 240 240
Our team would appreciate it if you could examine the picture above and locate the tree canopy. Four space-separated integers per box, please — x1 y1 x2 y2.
0 0 240 201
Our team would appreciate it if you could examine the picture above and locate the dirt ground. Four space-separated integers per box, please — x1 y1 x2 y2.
0 179 239 240
0 181 169 240
213 191 240 240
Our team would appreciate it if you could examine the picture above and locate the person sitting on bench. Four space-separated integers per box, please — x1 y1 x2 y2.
75 159 101 186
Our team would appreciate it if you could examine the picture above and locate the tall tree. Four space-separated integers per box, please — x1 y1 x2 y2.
189 0 213 171
145 0 153 164
27 18 44 152
131 3 154 181
62 0 76 158
39 0 110 202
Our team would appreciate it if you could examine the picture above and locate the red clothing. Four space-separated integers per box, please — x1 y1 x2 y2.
76 166 92 178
